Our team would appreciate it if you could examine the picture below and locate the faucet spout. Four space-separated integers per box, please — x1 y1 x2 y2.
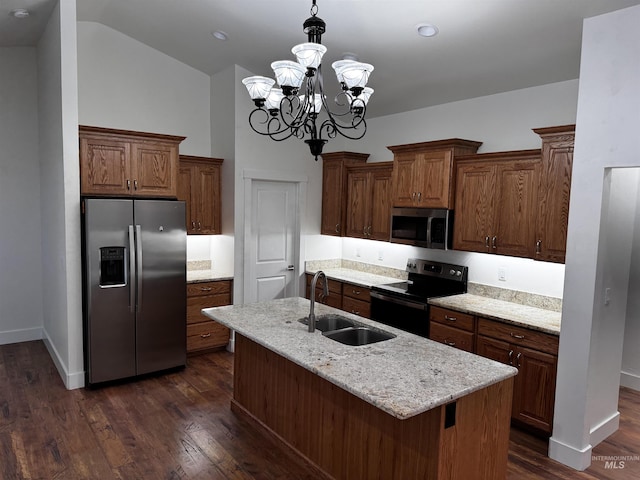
309 270 329 332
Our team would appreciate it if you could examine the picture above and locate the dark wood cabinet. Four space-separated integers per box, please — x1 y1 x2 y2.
186 280 232 353
388 139 481 209
320 152 369 236
177 155 223 235
345 163 393 241
533 125 575 263
429 306 476 352
79 125 185 198
453 150 541 258
476 317 558 434
305 275 372 318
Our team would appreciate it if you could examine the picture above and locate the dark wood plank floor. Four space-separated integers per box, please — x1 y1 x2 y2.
1 340 638 479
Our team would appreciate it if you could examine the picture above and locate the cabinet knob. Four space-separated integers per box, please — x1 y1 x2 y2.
134 179 138 190
127 179 131 190
444 315 457 322
417 192 422 202
508 350 514 365
510 332 525 340
485 236 490 248
335 223 340 234
536 239 542 255
492 236 497 249
515 352 522 368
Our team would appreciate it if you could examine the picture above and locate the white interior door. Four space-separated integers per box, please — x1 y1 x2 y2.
247 180 299 303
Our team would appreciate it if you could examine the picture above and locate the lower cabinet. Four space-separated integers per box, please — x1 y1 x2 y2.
429 306 559 435
187 280 233 354
305 274 371 318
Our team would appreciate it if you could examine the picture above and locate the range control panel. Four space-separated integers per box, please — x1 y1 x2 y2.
405 258 467 283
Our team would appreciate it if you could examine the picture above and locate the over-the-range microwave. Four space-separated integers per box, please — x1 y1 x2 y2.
389 207 454 249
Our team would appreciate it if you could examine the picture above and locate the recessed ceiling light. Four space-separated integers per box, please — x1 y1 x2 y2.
212 30 228 41
10 8 30 19
416 23 439 38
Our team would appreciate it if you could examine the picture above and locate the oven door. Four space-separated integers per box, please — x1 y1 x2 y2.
370 291 430 337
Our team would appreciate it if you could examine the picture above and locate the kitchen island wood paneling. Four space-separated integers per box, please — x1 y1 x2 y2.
203 297 517 480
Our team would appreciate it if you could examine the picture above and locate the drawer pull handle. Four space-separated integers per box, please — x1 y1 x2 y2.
444 315 457 322
444 340 456 347
510 333 525 339
200 333 211 338
200 287 213 292
351 310 360 315
352 290 361 295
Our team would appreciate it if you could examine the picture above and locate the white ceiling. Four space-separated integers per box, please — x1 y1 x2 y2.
3 0 640 118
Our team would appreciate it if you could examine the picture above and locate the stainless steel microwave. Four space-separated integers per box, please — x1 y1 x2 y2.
389 208 453 249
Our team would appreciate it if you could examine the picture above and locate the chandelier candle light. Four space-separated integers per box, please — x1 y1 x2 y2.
242 0 374 160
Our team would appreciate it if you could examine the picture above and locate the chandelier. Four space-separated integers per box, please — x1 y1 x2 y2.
241 0 374 160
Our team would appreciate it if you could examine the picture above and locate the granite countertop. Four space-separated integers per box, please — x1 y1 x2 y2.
305 267 401 288
429 294 561 335
187 270 234 283
202 297 517 420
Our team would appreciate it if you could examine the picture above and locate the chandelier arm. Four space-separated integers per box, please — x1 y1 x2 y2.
247 107 298 141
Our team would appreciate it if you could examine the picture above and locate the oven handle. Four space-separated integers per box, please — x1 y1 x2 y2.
370 291 428 311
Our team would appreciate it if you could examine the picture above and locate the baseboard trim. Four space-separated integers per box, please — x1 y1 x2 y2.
0 327 42 345
548 437 593 471
589 411 620 447
42 330 85 390
620 370 640 391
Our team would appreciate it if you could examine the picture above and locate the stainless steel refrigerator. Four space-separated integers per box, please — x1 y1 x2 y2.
82 198 187 386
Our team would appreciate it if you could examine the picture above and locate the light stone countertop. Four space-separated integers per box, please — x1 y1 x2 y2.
305 267 402 288
202 297 517 420
429 294 561 335
187 269 234 283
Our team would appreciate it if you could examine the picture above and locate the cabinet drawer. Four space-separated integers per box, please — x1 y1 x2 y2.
187 280 232 297
429 306 475 332
430 323 475 352
187 294 232 324
342 296 370 318
306 275 342 295
342 283 371 302
477 318 559 355
187 321 229 351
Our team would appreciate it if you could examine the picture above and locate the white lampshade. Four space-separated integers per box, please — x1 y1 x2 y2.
271 61 306 89
334 62 374 89
347 87 374 108
299 93 323 113
331 60 357 84
292 43 327 69
265 88 285 110
242 76 275 100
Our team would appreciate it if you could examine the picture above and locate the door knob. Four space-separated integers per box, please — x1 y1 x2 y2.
286 265 295 271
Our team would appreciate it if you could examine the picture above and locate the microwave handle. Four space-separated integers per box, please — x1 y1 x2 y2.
426 216 433 248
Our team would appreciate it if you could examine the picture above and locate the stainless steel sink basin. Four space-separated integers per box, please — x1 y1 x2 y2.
299 314 358 332
323 327 396 346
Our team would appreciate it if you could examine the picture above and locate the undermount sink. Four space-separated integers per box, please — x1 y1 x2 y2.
323 326 396 346
298 314 359 332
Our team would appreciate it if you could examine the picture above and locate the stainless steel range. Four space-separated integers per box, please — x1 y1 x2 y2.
370 258 468 338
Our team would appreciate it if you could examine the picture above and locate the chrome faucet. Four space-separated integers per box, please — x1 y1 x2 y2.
308 270 329 332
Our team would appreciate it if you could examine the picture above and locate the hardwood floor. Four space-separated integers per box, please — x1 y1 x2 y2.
1 340 638 479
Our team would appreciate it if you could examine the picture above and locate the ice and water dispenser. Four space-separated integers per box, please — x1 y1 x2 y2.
99 246 126 287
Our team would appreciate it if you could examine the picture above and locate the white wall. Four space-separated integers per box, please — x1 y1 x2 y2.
76 22 211 157
307 80 579 299
37 0 83 389
0 48 44 344
622 180 640 390
549 4 640 470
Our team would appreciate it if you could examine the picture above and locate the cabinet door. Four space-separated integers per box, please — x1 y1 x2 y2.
493 160 540 258
476 335 512 365
430 323 475 352
177 165 194 232
80 136 132 196
453 163 495 253
369 168 393 241
391 155 417 207
345 170 370 239
511 346 557 434
196 165 221 234
536 138 573 263
131 141 178 197
414 150 453 208
321 160 345 236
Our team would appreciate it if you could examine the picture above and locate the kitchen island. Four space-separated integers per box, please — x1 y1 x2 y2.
203 297 517 479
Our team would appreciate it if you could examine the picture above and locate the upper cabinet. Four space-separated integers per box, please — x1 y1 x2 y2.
320 152 369 236
388 139 482 209
533 125 575 263
453 150 541 258
345 163 394 241
177 155 223 235
79 125 185 198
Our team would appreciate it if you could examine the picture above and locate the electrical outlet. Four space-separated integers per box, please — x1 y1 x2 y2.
498 267 507 282
378 250 384 261
355 247 361 257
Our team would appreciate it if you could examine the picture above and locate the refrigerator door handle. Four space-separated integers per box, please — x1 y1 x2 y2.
135 225 143 313
128 225 136 313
